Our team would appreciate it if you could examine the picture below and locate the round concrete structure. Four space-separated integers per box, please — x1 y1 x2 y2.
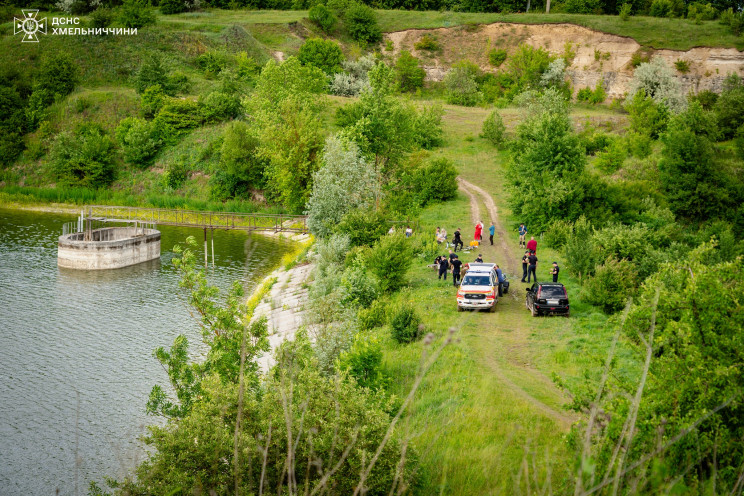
58 227 161 270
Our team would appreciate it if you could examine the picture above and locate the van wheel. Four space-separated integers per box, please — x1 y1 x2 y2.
489 304 496 313
457 305 463 312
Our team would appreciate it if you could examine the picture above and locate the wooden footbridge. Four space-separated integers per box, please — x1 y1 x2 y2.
82 205 308 234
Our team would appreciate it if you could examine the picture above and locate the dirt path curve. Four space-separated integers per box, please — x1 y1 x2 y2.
458 177 576 430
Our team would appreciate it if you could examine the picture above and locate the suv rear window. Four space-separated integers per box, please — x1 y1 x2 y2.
539 286 565 297
462 275 492 286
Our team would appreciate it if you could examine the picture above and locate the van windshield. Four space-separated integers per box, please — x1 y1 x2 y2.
462 275 491 286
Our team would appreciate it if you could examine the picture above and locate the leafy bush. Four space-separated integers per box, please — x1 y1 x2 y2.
211 121 265 200
115 117 161 167
650 0 673 17
340 266 378 308
576 87 593 102
719 7 744 35
444 61 481 106
50 124 117 188
395 51 425 92
89 7 114 28
594 138 626 173
135 56 173 95
480 110 506 146
540 58 567 90
619 2 632 19
345 3 381 44
337 334 385 389
628 57 686 113
199 91 242 123
34 53 77 104
154 99 203 134
298 38 344 75
488 48 507 67
690 89 718 110
414 34 440 52
564 216 600 282
624 90 669 138
562 0 600 13
119 0 156 29
330 54 375 97
358 299 388 330
140 84 165 119
687 1 717 19
581 257 638 313
629 50 651 68
544 219 572 249
507 44 553 91
309 4 337 32
367 234 412 293
160 0 187 14
736 124 744 160
412 104 444 149
195 51 228 79
625 131 652 158
390 303 421 344
306 136 377 238
162 157 190 190
414 158 458 205
336 207 389 247
714 74 744 139
674 59 690 73
589 81 606 103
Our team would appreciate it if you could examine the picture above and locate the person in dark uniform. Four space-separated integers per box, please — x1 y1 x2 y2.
438 255 449 281
451 257 463 287
475 253 483 263
521 251 529 282
551 262 560 282
453 228 463 252
527 252 538 282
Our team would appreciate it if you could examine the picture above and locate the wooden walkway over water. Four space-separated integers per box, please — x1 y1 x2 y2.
83 205 309 234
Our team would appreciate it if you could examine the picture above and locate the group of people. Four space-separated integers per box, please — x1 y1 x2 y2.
388 225 414 237
436 221 496 252
518 223 560 284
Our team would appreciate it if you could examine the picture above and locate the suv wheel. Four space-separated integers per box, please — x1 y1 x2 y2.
489 303 496 313
531 304 538 317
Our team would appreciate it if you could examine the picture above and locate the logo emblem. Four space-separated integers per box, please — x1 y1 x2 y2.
14 9 47 43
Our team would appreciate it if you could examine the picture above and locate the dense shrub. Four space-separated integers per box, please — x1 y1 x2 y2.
413 34 440 52
0 85 28 166
199 91 242 123
582 257 638 313
395 51 425 92
674 59 690 73
444 60 481 106
89 7 114 28
330 55 375 96
714 74 744 139
195 51 228 79
576 87 593 102
298 38 344 75
628 57 686 113
340 266 378 307
135 56 171 95
367 234 412 292
358 298 388 330
650 0 673 16
507 44 553 91
160 0 187 14
687 1 717 19
624 90 669 138
390 303 421 344
33 53 77 105
337 334 385 389
119 0 156 29
562 0 600 13
162 157 190 190
414 158 458 205
594 138 626 173
345 3 382 44
690 89 718 110
480 110 506 146
488 48 507 67
543 219 573 249
115 117 162 167
336 208 390 247
625 131 652 158
50 124 117 188
309 4 337 32
412 104 444 149
211 121 265 200
736 124 744 160
154 99 203 134
140 84 166 118
719 7 744 35
306 136 377 238
619 2 632 19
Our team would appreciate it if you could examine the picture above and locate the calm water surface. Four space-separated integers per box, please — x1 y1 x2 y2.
0 208 292 495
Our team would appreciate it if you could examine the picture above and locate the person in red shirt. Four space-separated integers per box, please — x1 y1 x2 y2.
526 236 537 254
474 221 483 242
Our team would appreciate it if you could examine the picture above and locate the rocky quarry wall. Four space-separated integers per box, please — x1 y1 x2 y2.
385 23 744 99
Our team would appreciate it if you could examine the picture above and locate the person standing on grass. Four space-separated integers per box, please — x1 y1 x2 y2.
495 264 505 297
438 255 449 281
518 223 528 248
527 251 538 282
526 236 537 254
451 256 463 287
551 262 560 283
453 228 463 252
474 221 483 243
475 253 483 263
489 222 495 246
521 251 529 283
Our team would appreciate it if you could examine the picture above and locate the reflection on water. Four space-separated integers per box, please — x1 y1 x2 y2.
0 208 292 496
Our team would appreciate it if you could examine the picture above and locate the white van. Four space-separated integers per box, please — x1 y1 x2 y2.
456 263 498 312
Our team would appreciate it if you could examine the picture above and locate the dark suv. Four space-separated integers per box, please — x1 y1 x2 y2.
526 283 570 317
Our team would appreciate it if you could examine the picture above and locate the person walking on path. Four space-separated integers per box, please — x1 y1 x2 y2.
474 221 483 243
438 255 449 281
453 228 463 252
527 252 538 283
521 251 529 282
488 222 495 246
526 236 537 254
451 257 463 287
551 262 560 283
495 265 505 296
518 224 528 248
